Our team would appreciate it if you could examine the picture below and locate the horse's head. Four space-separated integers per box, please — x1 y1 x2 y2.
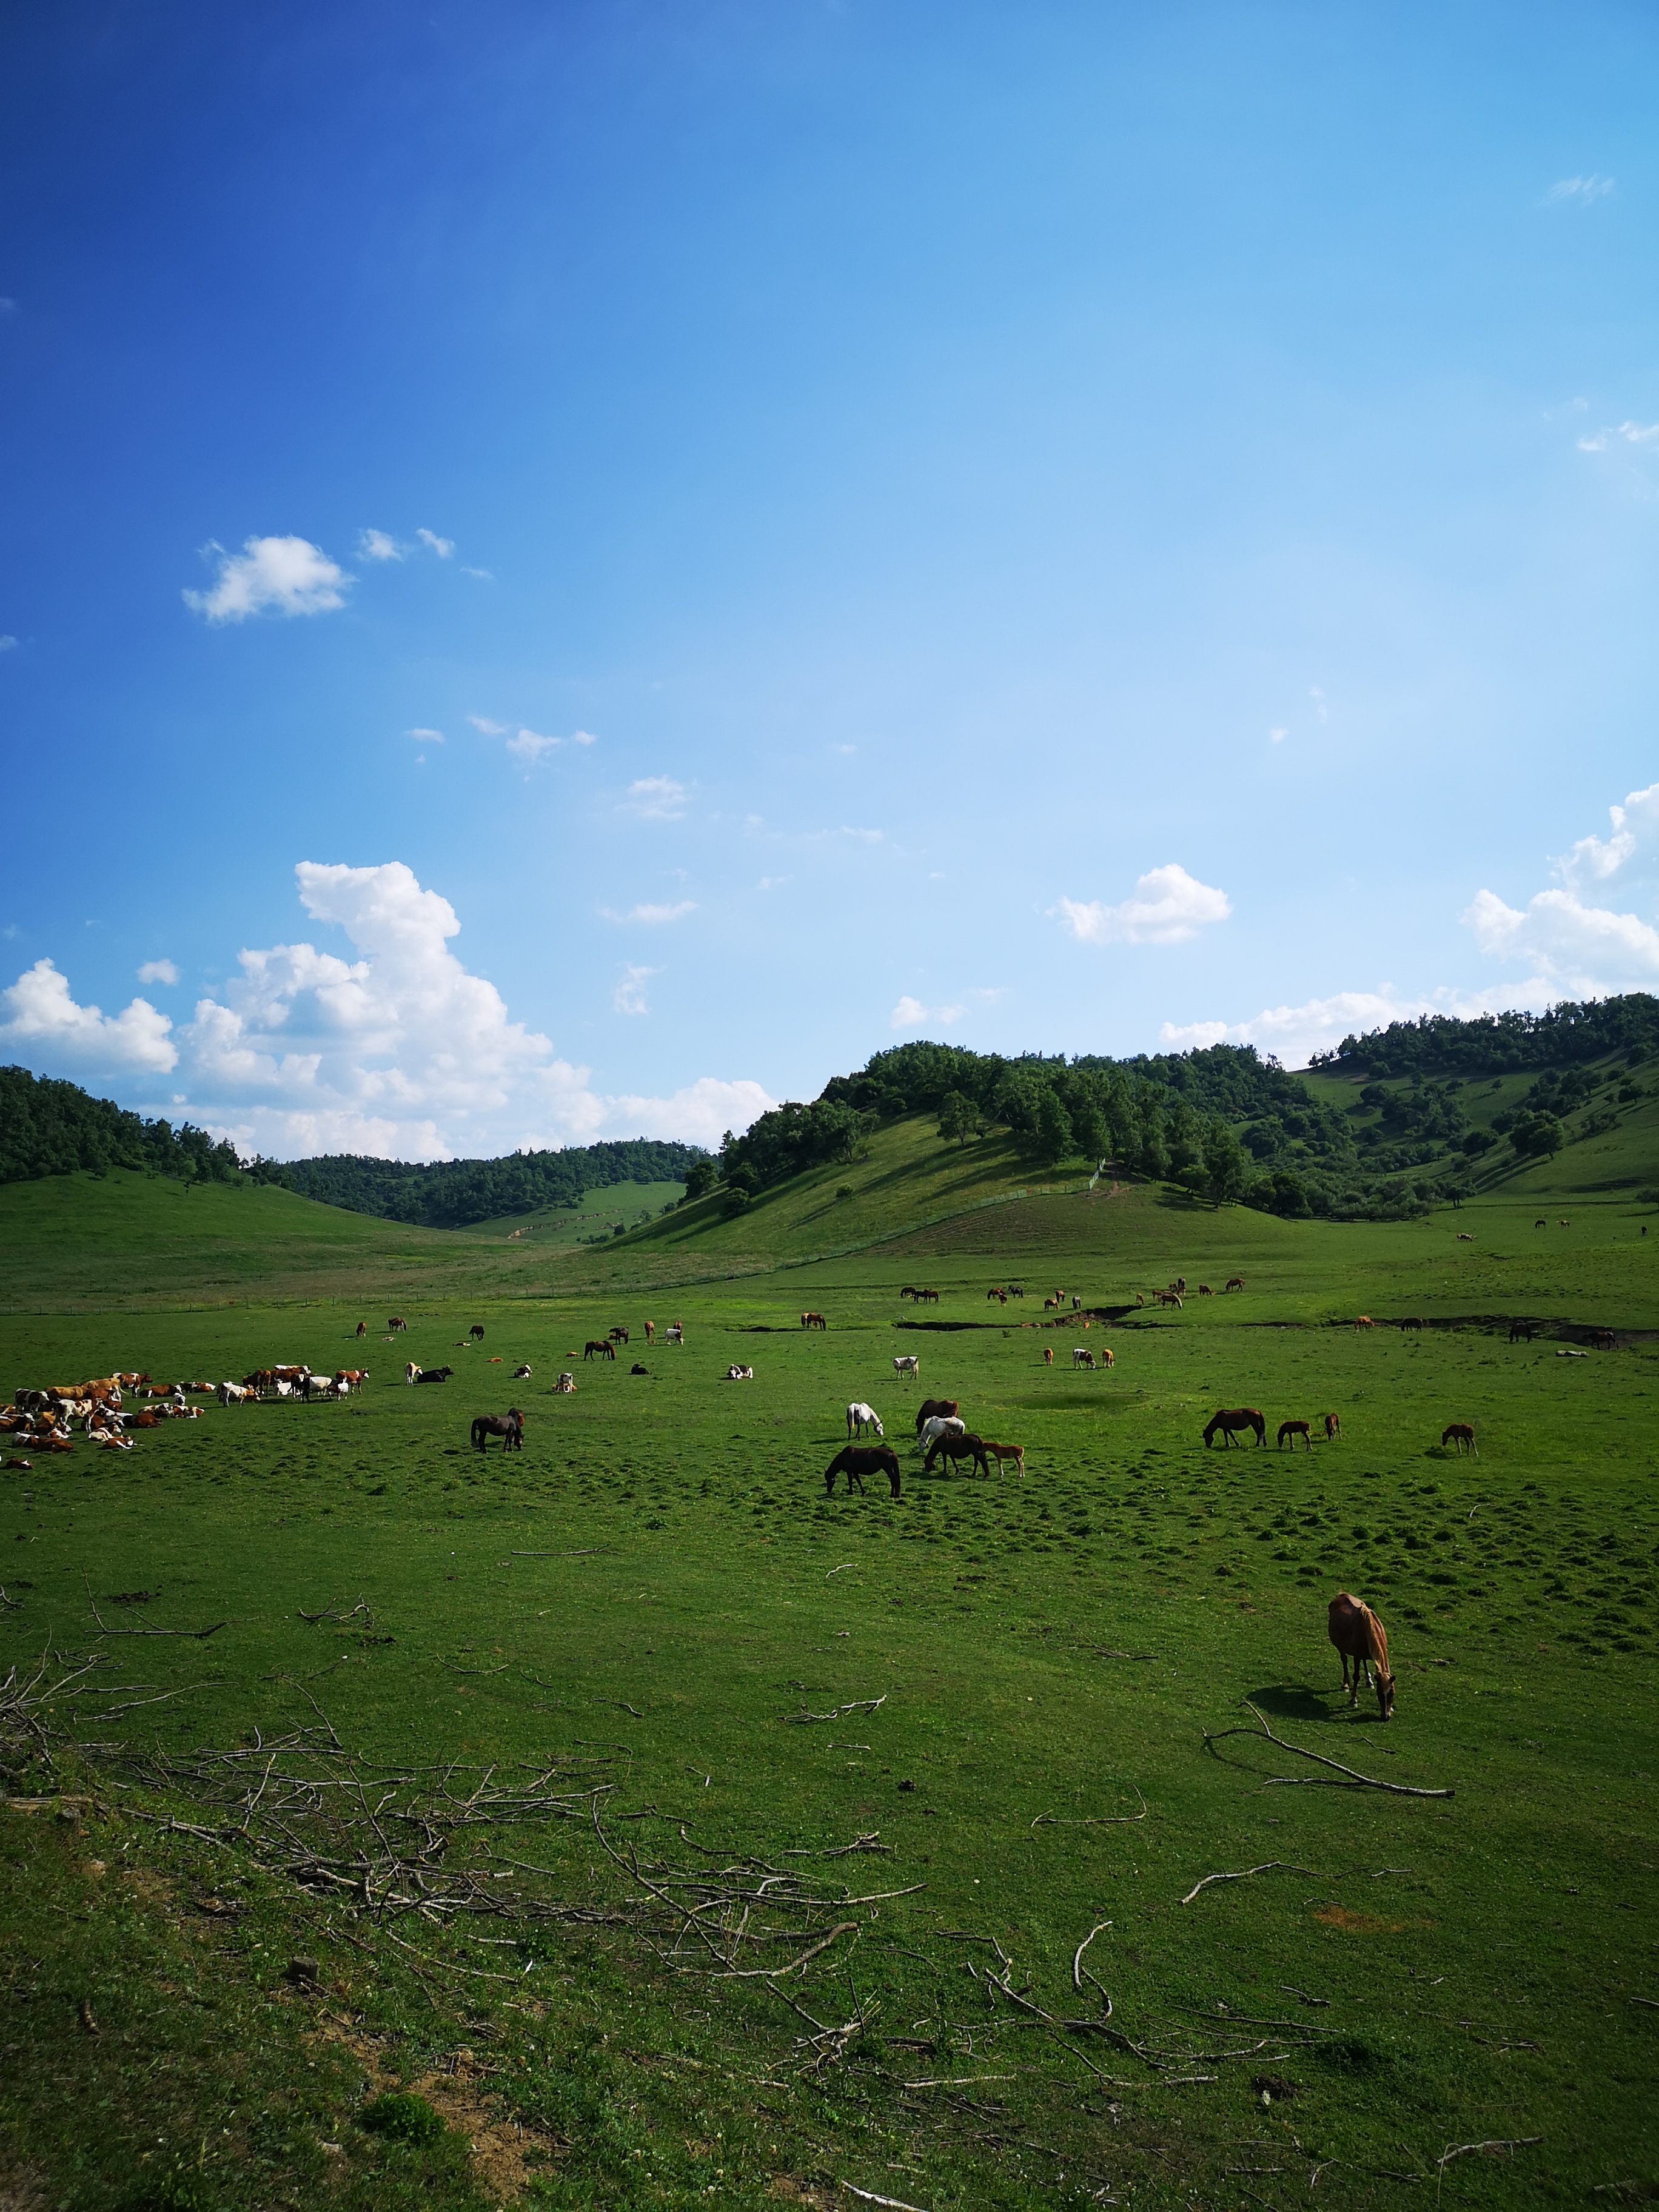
1374 1667 1396 1722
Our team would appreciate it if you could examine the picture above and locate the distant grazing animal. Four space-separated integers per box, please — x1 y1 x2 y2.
414 1366 454 1386
1278 1419 1313 1450
900 1286 920 1302
987 1288 1007 1305
1073 1293 1082 1309
355 1321 367 1338
1535 1219 1547 1228
1456 1232 1475 1242
553 1373 575 1393
1134 1292 1145 1307
893 1355 920 1379
469 1324 485 1340
1007 1285 1024 1298
333 1369 368 1392
1441 1422 1476 1455
1043 1346 1054 1367
1329 1591 1395 1720
916 1289 939 1305
471 1410 524 1450
301 1374 338 1401
631 1362 648 1375
800 1311 828 1330
1355 1316 1374 1331
1198 1284 1213 1296
1044 1295 1062 1310
824 1444 901 1498
608 1326 629 1345
1560 1219 1570 1228
1324 1412 1341 1440
1594 1329 1615 1352
388 1316 408 1333
216 1382 256 1407
1203 1407 1266 1448
1170 1278 1185 1295
923 1429 991 1478
918 1415 966 1452
584 1339 617 1362
1225 1276 1245 1293
914 1399 958 1432
725 1364 754 1382
1072 1347 1096 1370
666 1323 684 1347
1401 1316 1424 1332
846 1401 883 1439
644 1322 655 1344
1100 1347 1114 1368
1156 1291 1182 1309
1508 1322 1535 1344
980 1439 1025 1476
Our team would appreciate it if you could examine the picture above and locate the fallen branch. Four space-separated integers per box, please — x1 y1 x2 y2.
840 2184 933 2211
786 1695 888 1725
1435 2137 1541 2168
84 1578 225 1641
1179 1862 1315 1907
1204 1701 1455 1798
1281 1985 1330 2007
1034 1785 1147 1830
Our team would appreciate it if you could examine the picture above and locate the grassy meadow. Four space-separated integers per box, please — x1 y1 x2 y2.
1 1127 1656 2210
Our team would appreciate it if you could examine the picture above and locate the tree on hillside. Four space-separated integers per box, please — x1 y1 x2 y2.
683 1158 719 1200
1201 1121 1249 1207
1033 1085 1074 1165
937 1091 984 1147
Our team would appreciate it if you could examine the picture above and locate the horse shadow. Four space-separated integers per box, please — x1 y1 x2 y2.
1242 1683 1341 1725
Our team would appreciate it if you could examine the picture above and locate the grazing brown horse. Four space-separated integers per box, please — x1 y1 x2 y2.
609 1325 629 1344
917 1289 939 1305
1509 1321 1535 1343
1203 1407 1265 1447
1594 1329 1615 1351
1225 1276 1245 1292
583 1339 617 1362
471 1410 524 1452
980 1439 1025 1476
1198 1284 1213 1296
1354 1315 1374 1331
824 1444 901 1498
388 1316 408 1333
1441 1422 1476 1455
469 1324 485 1340
800 1311 828 1330
923 1429 992 1478
1277 1419 1313 1450
1043 1346 1053 1366
355 1320 367 1338
1329 1592 1394 1720
1323 1412 1341 1440
913 1398 959 1433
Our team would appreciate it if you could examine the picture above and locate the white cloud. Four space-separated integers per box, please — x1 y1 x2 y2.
0 635 16 654
404 726 444 744
0 959 176 1073
1309 685 1327 723
832 742 857 756
507 728 559 763
461 566 494 581
416 528 455 558
571 729 597 746
625 776 688 820
757 876 789 891
183 535 350 623
1546 175 1615 205
1056 863 1232 948
358 528 403 561
1158 982 1543 1070
1463 779 1659 993
600 1076 776 1150
136 959 180 987
1578 420 1659 454
614 964 659 1016
468 714 508 736
840 825 883 843
890 996 928 1029
1269 726 1287 745
602 901 697 925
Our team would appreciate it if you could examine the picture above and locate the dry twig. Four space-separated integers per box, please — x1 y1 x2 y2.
1204 1701 1455 1798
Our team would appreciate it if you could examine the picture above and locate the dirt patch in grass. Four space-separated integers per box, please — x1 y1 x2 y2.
1314 1905 1407 1934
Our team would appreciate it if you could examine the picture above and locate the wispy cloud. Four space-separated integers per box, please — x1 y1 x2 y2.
468 714 508 736
614 964 659 1015
358 528 403 562
461 565 492 580
183 536 350 623
1309 685 1327 723
0 636 15 654
404 726 444 745
757 876 789 891
506 728 558 763
602 900 697 925
840 825 883 843
136 959 179 987
624 777 688 820
1269 726 1287 745
1546 175 1615 206
1577 420 1659 454
416 528 455 558
571 729 597 746
1055 863 1232 948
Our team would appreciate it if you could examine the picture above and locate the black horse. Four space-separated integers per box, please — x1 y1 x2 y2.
471 1409 524 1451
823 1444 901 1498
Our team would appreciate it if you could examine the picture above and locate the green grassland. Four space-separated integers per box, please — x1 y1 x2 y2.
2 1112 1657 2210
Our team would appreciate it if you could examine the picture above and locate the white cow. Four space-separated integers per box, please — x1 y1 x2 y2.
725 1364 754 1382
1072 1347 1096 1370
216 1381 256 1407
893 1355 920 1379
918 1415 966 1452
666 1323 685 1347
845 1401 883 1438
513 1364 532 1380
302 1373 338 1401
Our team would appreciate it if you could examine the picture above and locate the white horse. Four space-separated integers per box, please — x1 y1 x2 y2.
845 1401 883 1438
918 1414 965 1452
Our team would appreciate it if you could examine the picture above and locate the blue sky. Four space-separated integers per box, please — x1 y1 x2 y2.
2 1 1656 1159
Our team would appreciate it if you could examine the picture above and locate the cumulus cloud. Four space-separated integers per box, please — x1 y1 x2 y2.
136 959 179 987
1158 987 1524 1070
613 964 659 1015
1056 863 1232 947
570 729 597 746
1546 175 1615 204
358 529 402 561
1462 779 1659 993
602 901 696 925
506 728 558 763
625 777 688 820
416 528 455 558
602 1076 776 1150
0 959 176 1073
890 994 967 1030
183 535 350 623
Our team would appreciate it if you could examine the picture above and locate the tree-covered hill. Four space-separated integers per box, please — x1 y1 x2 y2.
0 1065 243 1185
263 1142 704 1229
1312 992 1659 1077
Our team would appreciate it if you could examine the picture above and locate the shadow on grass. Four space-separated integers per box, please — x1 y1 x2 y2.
1242 1682 1344 1724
